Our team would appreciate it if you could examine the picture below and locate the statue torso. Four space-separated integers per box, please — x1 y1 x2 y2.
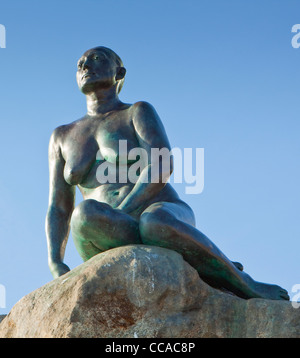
59 103 179 211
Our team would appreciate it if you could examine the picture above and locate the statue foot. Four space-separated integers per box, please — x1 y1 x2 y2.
240 271 289 301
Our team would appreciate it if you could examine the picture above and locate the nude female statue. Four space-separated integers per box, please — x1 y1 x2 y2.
45 46 289 300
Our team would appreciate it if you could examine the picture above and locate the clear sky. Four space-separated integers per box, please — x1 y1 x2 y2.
0 0 300 312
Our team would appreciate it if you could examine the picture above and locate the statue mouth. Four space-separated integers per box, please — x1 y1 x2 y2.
82 72 95 80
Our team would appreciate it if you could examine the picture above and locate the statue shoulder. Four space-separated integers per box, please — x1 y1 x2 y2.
49 124 69 148
131 100 157 114
48 121 76 159
131 101 161 125
49 118 80 146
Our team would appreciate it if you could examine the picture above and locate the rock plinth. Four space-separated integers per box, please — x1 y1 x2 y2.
0 245 298 338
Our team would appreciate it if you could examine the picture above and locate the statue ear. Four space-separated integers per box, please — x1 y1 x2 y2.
116 67 126 81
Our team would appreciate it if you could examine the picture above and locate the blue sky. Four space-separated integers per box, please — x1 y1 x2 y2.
0 0 300 311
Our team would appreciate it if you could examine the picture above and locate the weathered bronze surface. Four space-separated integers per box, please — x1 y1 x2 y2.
45 46 289 300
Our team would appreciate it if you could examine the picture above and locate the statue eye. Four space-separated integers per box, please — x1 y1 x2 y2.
93 55 99 60
77 61 83 69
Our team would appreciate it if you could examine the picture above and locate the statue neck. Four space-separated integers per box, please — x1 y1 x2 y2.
85 88 121 116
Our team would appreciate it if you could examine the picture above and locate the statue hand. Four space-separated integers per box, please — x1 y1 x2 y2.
49 261 70 279
115 204 129 213
115 203 141 215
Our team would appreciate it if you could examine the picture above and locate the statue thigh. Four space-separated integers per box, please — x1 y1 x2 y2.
70 198 196 262
70 199 141 260
139 200 196 249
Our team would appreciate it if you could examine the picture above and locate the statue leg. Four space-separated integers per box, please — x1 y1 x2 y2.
139 201 289 301
71 199 141 261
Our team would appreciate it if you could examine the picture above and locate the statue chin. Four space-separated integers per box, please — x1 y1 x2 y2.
80 80 99 94
79 77 115 95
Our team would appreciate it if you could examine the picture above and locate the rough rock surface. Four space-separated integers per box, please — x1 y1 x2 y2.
0 245 299 338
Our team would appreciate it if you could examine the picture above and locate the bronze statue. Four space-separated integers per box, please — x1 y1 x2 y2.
45 46 289 301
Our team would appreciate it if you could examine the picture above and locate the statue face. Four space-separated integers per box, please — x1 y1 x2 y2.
76 48 118 94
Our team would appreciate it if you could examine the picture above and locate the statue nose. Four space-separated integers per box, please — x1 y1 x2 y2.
83 62 90 71
82 59 92 71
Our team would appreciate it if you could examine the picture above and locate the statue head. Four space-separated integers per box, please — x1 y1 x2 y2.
76 46 126 95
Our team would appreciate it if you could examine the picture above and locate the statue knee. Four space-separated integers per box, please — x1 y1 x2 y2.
71 199 98 235
139 209 173 245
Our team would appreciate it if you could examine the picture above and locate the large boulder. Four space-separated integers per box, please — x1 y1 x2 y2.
0 245 298 338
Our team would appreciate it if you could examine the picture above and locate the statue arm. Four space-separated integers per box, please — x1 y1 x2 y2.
117 101 173 213
45 127 75 278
